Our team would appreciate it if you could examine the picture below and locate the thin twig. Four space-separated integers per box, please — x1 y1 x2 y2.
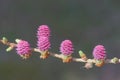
0 39 120 65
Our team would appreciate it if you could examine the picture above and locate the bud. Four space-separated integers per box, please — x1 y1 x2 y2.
2 37 8 44
6 46 14 52
15 39 21 43
111 57 119 64
79 50 87 60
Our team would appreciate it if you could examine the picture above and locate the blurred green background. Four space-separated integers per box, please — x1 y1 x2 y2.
0 0 120 80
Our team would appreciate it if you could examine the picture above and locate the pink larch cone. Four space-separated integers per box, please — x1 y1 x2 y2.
93 45 106 60
37 25 50 38
60 40 74 56
16 39 31 59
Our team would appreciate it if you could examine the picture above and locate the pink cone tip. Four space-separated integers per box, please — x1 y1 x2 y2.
37 25 50 38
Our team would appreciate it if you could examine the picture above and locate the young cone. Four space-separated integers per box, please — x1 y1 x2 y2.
16 39 31 59
93 45 106 60
60 40 74 63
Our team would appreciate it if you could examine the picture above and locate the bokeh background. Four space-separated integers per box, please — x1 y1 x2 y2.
0 0 120 80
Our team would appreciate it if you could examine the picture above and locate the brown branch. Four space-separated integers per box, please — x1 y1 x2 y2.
0 39 120 69
0 39 16 47
33 48 120 64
